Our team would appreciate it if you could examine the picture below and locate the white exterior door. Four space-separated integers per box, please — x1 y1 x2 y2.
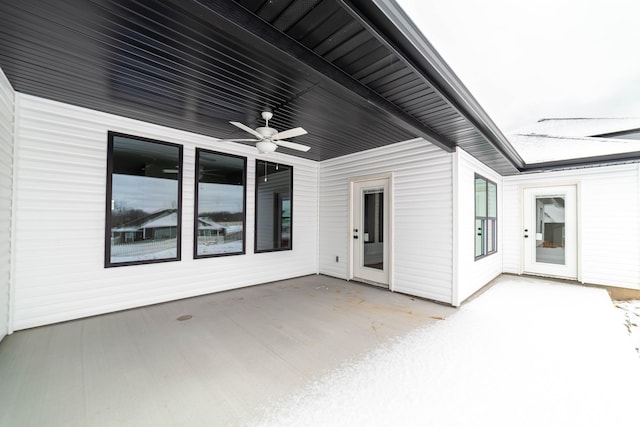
351 178 389 287
523 185 577 279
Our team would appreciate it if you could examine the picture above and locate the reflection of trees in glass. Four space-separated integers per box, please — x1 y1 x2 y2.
195 150 246 258
106 133 182 266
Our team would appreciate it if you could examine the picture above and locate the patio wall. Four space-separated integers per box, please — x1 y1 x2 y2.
503 163 640 290
10 94 319 330
0 67 13 341
453 148 503 305
319 139 454 304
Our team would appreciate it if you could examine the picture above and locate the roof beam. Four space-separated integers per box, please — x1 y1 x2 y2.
191 0 456 152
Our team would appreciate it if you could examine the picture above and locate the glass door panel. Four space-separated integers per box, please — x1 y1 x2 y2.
535 197 565 265
363 189 384 270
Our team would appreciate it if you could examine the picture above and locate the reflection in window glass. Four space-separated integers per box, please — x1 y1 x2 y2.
475 174 497 259
194 149 246 257
363 189 384 270
106 132 182 266
535 197 566 265
475 177 487 217
255 160 293 252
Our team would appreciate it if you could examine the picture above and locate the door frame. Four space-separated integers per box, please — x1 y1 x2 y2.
521 183 580 281
348 173 393 289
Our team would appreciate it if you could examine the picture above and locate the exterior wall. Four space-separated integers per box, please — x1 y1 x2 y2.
503 164 640 290
0 68 13 341
453 148 503 305
11 94 318 330
319 139 454 304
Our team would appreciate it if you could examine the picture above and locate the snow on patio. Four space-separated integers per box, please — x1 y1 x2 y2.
250 276 640 427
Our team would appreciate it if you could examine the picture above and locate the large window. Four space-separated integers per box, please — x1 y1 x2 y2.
194 149 246 258
475 174 497 259
255 160 293 252
105 132 182 267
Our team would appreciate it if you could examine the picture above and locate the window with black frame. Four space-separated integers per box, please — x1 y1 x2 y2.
475 174 497 259
105 132 182 267
194 149 246 258
255 160 292 252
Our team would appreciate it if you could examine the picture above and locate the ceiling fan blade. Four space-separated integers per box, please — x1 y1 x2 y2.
216 138 260 143
229 121 263 139
274 127 307 140
273 139 311 152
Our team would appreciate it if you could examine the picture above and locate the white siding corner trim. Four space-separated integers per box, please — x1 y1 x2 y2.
11 94 319 330
0 67 14 341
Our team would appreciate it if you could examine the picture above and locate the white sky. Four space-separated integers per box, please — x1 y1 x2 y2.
396 0 640 134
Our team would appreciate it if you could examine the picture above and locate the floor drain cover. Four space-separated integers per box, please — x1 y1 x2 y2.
176 315 192 321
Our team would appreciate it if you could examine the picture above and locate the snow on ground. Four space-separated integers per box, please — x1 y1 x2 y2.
197 240 243 255
249 277 640 427
614 299 640 357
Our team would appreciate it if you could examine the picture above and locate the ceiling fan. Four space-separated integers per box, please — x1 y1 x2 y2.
220 111 310 154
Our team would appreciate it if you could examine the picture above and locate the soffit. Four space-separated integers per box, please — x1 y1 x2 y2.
0 0 521 173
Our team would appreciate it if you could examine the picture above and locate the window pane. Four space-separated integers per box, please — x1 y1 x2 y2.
195 150 246 257
107 133 182 266
486 219 496 253
255 161 292 252
488 182 497 218
475 177 487 216
475 218 484 257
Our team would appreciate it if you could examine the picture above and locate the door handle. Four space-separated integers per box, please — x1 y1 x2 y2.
353 235 359 239
524 235 528 238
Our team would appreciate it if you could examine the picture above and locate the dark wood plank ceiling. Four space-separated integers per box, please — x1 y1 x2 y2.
0 0 522 173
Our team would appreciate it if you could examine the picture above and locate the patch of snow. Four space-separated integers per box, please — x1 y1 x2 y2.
225 224 243 233
111 248 177 263
140 211 178 228
614 299 640 358
509 133 640 163
249 278 640 427
514 118 640 138
197 240 243 255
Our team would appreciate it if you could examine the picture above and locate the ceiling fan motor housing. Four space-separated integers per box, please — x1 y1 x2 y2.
256 126 277 138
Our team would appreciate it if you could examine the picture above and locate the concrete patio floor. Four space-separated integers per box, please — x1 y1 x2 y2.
2 274 638 426
0 274 455 426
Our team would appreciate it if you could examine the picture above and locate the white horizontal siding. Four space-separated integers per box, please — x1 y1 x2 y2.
453 148 503 305
0 68 14 341
503 164 640 290
319 139 454 304
11 94 318 330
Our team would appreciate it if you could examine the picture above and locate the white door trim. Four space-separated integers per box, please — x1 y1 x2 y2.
348 173 393 289
522 184 578 280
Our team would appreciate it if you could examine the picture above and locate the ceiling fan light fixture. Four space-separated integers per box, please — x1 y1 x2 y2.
256 140 277 154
